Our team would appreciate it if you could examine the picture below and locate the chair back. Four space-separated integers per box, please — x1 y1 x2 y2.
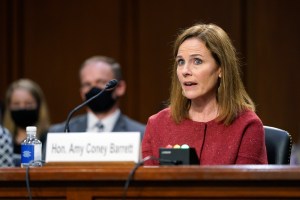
264 126 292 164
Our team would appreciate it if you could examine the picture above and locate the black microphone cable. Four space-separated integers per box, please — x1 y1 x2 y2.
25 160 46 200
122 156 181 200
64 79 118 132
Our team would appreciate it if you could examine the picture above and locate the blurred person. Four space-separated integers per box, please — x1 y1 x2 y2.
0 126 14 167
0 100 4 124
4 79 50 166
291 142 300 165
0 104 14 167
49 56 145 135
142 23 268 165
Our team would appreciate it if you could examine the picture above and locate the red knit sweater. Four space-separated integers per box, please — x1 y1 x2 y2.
142 108 268 165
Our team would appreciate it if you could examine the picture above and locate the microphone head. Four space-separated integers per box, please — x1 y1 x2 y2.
105 79 118 90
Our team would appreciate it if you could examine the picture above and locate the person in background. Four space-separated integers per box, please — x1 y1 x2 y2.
48 56 145 135
0 126 14 167
290 143 300 165
0 103 14 167
3 79 50 166
142 23 268 165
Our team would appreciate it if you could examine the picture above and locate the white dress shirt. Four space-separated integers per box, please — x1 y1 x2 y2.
86 109 121 132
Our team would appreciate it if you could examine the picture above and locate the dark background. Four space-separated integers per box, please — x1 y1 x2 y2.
1 0 299 142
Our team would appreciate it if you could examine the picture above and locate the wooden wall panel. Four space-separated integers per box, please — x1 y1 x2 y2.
0 0 23 98
0 0 299 142
0 0 8 99
136 0 243 122
117 0 141 121
246 0 300 141
21 0 123 123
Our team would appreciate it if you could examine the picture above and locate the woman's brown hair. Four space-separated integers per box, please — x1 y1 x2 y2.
169 23 255 125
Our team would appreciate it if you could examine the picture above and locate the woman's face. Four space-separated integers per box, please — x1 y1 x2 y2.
9 88 38 110
176 37 221 102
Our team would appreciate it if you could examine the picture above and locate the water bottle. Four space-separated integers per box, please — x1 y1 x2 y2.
21 126 42 167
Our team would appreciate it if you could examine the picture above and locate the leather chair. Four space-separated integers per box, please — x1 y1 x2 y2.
264 126 292 164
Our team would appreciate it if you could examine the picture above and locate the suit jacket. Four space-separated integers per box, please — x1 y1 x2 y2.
48 113 145 136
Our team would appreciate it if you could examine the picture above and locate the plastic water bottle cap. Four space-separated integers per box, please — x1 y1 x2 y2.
26 126 37 132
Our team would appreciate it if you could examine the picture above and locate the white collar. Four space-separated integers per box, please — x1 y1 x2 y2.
87 109 120 132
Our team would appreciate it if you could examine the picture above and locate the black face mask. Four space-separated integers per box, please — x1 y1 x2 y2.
10 108 39 129
85 87 116 114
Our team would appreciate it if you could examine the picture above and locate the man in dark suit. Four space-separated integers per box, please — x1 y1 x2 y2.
48 56 145 135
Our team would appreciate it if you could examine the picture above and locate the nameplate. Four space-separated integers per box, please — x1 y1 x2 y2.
45 132 141 163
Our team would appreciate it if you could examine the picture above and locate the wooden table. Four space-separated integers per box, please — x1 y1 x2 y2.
1 164 300 199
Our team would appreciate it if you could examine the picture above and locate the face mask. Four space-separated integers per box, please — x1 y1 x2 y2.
10 108 39 129
85 87 116 114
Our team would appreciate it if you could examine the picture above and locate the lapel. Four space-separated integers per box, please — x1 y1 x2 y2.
70 115 88 132
112 114 127 132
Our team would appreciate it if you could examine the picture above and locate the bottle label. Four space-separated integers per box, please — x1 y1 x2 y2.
21 144 34 165
34 144 42 161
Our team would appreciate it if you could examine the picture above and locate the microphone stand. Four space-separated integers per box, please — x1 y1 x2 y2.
64 79 118 132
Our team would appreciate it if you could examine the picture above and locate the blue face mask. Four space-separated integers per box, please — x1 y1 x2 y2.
85 87 116 113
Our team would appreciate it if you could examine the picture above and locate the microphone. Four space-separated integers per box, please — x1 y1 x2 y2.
159 147 199 165
105 79 118 90
64 79 118 132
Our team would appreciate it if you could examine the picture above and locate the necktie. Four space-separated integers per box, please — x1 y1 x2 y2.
95 122 104 132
